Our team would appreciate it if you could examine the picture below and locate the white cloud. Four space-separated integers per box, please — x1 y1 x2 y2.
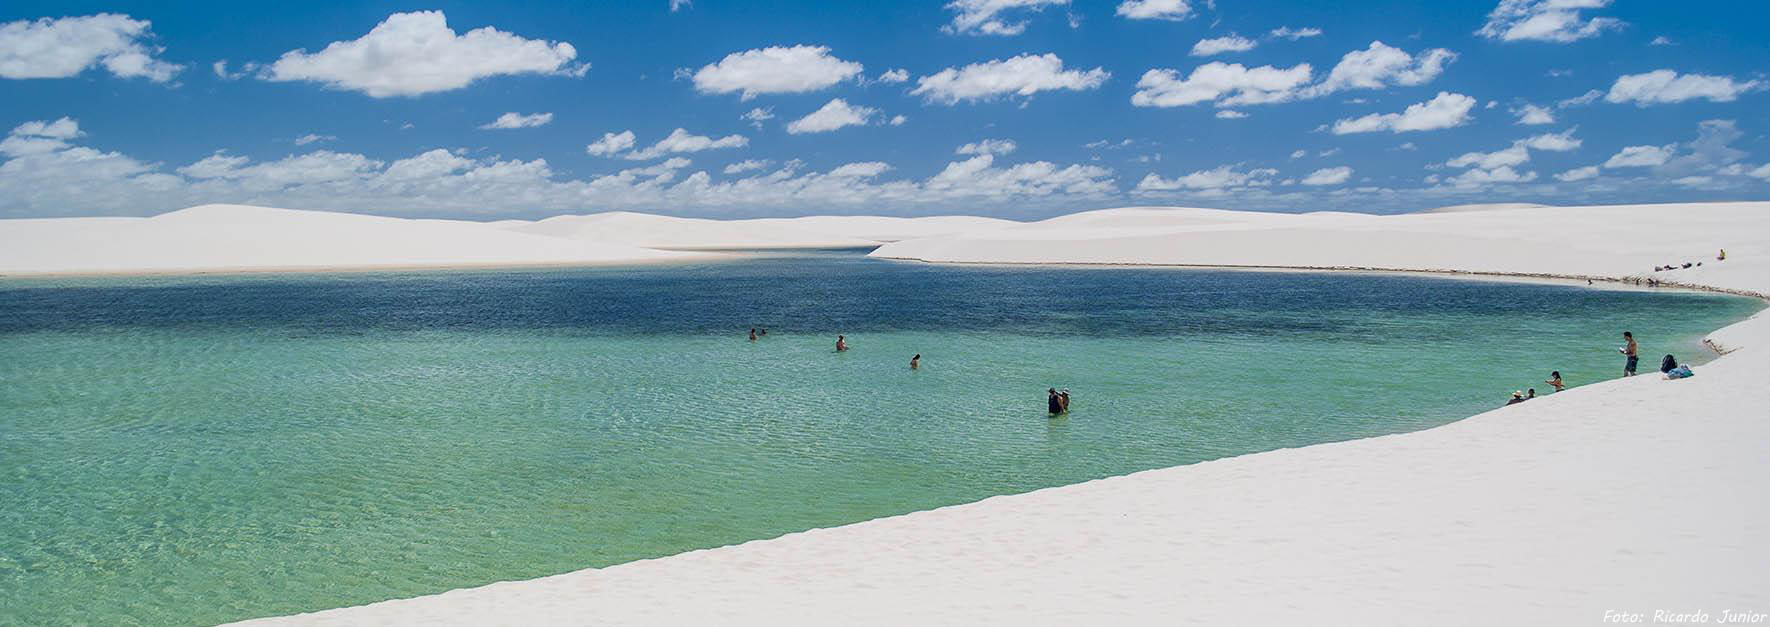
1603 145 1672 168
924 153 1115 197
479 112 554 130
1520 128 1581 151
1304 41 1456 97
1447 144 1530 170
1269 26 1323 40
1 117 85 157
1331 92 1477 134
1131 62 1312 107
294 133 336 146
1301 166 1352 186
740 107 775 129
723 159 771 174
1477 0 1623 43
1558 89 1602 108
1289 149 1307 159
177 150 386 190
1215 110 1249 119
1656 119 1746 177
1513 103 1554 125
1748 164 1770 181
1443 166 1537 187
211 60 256 80
1650 36 1672 46
1116 0 1194 21
10 117 82 140
889 115 908 126
622 128 748 160
0 13 181 81
912 53 1108 104
1135 165 1276 192
690 45 863 99
586 130 637 156
944 0 1070 35
785 98 877 134
1555 166 1599 181
670 0 692 12
956 139 1018 155
1604 70 1762 106
876 68 909 83
1191 35 1257 57
260 11 584 98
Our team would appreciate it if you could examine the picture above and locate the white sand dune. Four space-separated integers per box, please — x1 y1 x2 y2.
505 212 881 250
504 212 1019 249
235 201 1770 626
0 205 703 276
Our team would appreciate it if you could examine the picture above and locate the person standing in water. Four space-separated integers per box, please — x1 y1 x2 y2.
909 354 920 370
836 335 848 352
1546 371 1564 392
749 328 757 341
1048 388 1064 414
1621 331 1638 376
1059 389 1071 412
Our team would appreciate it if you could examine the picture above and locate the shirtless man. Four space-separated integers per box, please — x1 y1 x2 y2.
1621 331 1638 376
909 354 920 370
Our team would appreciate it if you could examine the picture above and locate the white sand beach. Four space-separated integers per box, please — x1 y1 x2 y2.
227 201 1769 626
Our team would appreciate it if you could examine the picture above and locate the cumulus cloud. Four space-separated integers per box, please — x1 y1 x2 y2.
876 68 909 83
956 139 1018 155
1132 41 1452 109
1477 0 1623 43
944 0 1070 35
1117 0 1195 21
294 133 336 146
785 98 877 134
622 128 748 160
1301 166 1352 186
1135 165 1277 192
1303 41 1456 98
1191 35 1257 57
1331 92 1476 134
480 112 554 130
1446 144 1530 170
1519 128 1581 151
1604 70 1762 106
586 131 636 156
1512 103 1555 125
723 159 771 174
912 53 1108 104
260 11 584 97
1131 62 1312 107
1555 166 1599 182
889 115 908 126
1216 110 1249 119
1558 89 1603 108
689 45 863 99
740 107 775 129
1269 26 1323 40
0 117 1120 217
670 0 692 12
1603 145 1672 168
0 13 181 81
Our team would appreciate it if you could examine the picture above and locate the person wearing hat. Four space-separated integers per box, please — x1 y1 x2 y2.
1506 391 1526 406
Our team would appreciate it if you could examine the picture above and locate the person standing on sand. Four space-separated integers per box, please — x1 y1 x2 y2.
1621 331 1639 376
836 335 848 352
910 354 920 370
1546 371 1564 392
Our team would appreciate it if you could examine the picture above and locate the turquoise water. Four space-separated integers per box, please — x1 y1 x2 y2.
0 252 1760 625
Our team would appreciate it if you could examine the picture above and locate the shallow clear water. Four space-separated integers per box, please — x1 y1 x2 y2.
0 251 1759 625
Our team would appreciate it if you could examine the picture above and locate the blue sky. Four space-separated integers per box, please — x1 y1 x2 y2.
2 0 1767 219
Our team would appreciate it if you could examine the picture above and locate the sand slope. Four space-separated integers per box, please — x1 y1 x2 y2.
504 212 1019 249
0 205 702 275
236 201 1770 626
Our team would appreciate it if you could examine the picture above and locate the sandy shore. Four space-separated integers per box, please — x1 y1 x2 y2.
229 202 1770 626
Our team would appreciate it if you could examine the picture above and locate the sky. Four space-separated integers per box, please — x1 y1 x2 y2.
2 0 1767 219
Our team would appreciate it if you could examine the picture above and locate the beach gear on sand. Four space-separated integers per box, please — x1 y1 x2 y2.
1666 365 1694 379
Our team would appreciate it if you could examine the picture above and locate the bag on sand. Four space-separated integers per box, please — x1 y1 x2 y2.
1666 365 1695 380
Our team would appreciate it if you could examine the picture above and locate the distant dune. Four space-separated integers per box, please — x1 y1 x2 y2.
504 211 880 250
0 204 701 276
1414 202 1553 213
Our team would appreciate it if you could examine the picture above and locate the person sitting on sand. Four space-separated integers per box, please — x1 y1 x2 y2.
1546 371 1564 392
1719 248 1726 261
910 354 920 370
836 335 848 352
1659 354 1678 374
1621 331 1638 377
1048 388 1064 414
1506 391 1525 405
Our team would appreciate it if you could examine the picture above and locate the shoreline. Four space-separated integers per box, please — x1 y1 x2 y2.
232 267 1770 626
